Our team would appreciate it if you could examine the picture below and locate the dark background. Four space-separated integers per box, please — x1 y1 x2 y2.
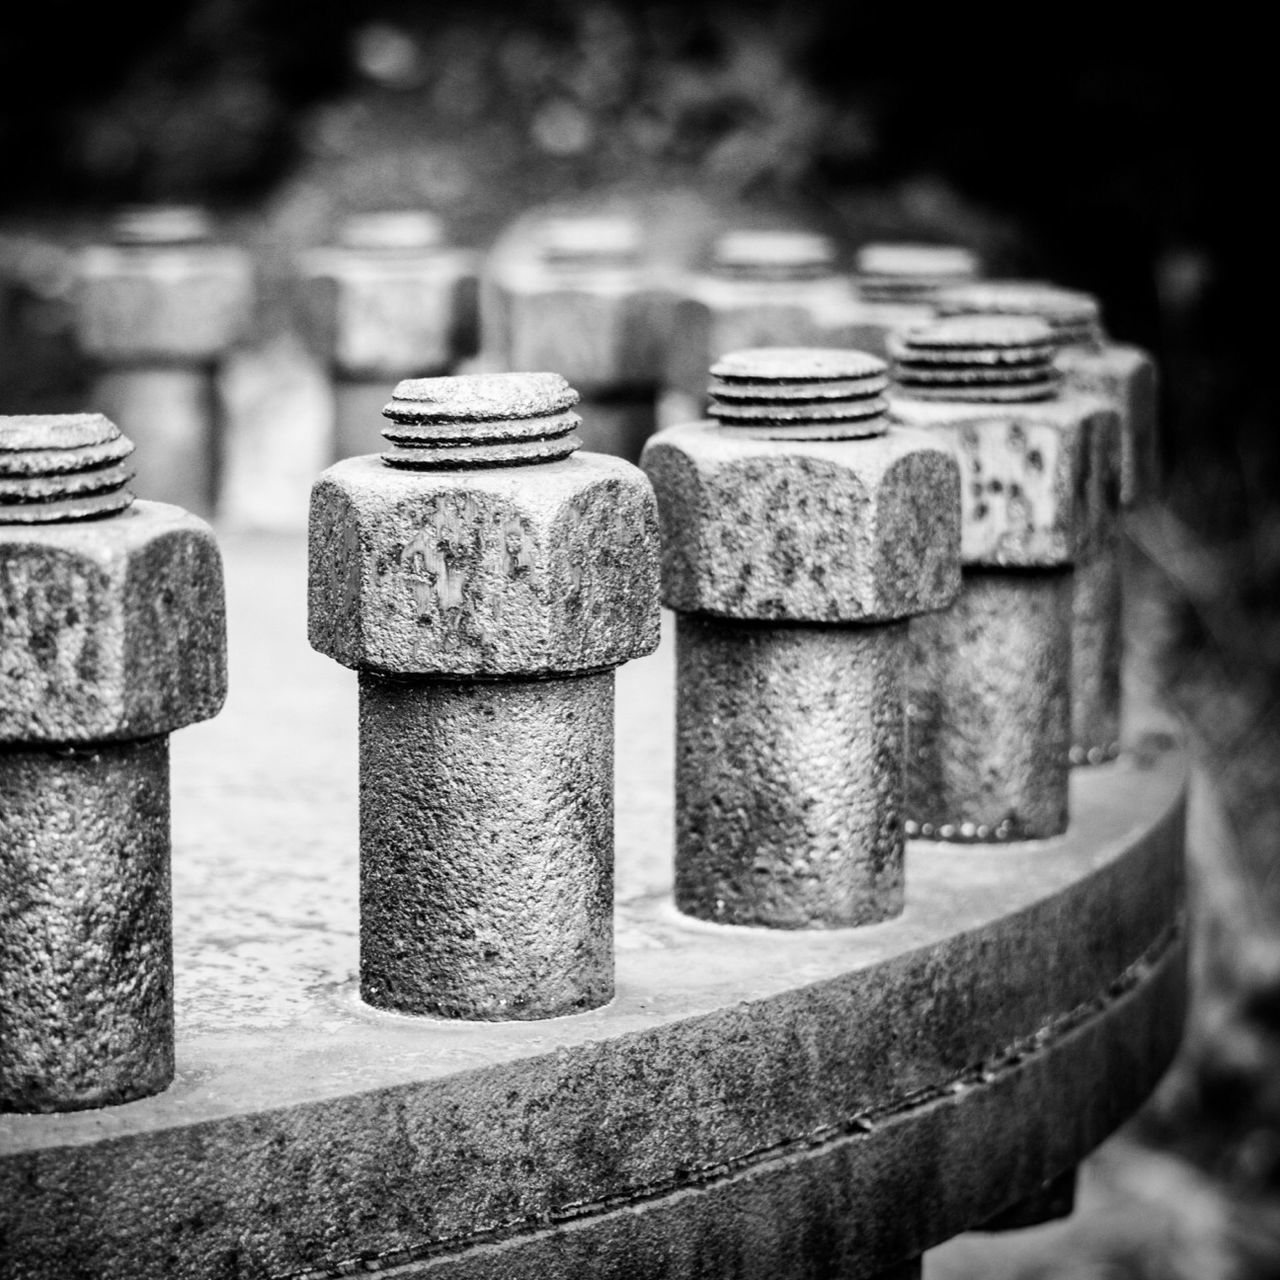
2 6 1277 1274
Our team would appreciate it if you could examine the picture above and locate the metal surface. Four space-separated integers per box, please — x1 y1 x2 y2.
358 670 615 1019
308 373 659 1019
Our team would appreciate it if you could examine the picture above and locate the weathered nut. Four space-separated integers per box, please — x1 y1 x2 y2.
890 318 1119 566
666 229 854 397
301 211 478 379
484 213 659 393
74 209 253 364
0 501 227 742
308 441 660 677
641 421 960 622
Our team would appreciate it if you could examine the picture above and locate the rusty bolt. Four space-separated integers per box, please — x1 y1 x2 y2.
481 212 659 461
836 242 982 360
301 211 480 461
888 316 1120 841
0 413 227 1113
934 282 1148 765
308 372 660 1019
933 279 1159 508
72 205 254 516
643 348 961 928
663 229 854 423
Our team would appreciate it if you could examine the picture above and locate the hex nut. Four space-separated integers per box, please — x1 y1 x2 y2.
308 453 660 677
641 422 960 622
301 245 478 378
0 501 227 743
888 395 1119 566
75 243 253 364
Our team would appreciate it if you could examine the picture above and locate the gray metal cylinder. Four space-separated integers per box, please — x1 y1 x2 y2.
1071 548 1123 764
0 737 172 1113
358 671 615 1019
675 614 908 927
906 569 1072 841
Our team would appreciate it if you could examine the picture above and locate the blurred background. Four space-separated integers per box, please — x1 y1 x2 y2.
2 5 1276 1276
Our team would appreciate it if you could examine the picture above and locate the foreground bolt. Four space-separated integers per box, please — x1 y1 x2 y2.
662 229 855 428
0 413 226 1113
301 211 479 461
889 317 1119 840
308 373 659 1017
72 206 254 515
643 349 960 927
481 213 659 461
935 284 1143 765
837 242 982 359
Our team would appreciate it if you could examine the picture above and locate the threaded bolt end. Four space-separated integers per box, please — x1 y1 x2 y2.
711 230 836 282
855 242 980 303
708 347 889 439
890 316 1061 402
381 372 582 468
109 205 213 246
0 414 135 523
538 214 641 268
933 282 1105 348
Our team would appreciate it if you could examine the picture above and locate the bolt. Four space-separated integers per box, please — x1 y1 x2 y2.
836 242 983 360
481 211 659 462
308 372 660 1018
888 316 1120 840
0 413 227 1113
663 229 854 427
72 205 254 516
643 348 961 927
301 210 479 461
934 282 1136 768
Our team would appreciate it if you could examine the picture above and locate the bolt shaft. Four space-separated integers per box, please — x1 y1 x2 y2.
675 615 907 926
0 737 172 1112
358 671 614 1018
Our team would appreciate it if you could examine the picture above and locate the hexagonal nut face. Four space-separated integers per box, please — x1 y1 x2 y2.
486 259 660 392
308 454 661 677
301 248 479 378
640 423 961 623
0 502 227 743
75 244 254 363
665 275 856 396
889 392 1120 567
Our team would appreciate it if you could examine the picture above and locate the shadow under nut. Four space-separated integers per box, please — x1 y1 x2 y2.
358 670 615 1019
907 569 1072 841
675 614 907 928
0 737 172 1113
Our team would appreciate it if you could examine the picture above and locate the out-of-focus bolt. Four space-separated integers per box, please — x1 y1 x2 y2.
934 282 1143 766
72 206 254 515
889 316 1120 841
643 348 961 927
0 414 227 1113
934 280 1158 507
662 229 855 427
836 242 983 360
308 372 660 1018
300 210 479 461
480 212 659 462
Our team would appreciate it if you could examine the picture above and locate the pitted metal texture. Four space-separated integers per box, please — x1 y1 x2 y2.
0 413 134 522
0 737 172 1112
359 670 615 1019
906 569 1072 841
675 614 907 927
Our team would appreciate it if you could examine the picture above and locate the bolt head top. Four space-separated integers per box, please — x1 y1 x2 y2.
339 211 445 251
855 242 979 279
110 205 213 246
934 281 1104 347
712 229 836 280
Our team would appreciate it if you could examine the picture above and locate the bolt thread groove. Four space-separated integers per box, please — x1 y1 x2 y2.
933 282 1105 348
711 230 836 282
708 348 889 439
855 242 980 303
0 414 135 522
890 317 1061 403
382 372 582 468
